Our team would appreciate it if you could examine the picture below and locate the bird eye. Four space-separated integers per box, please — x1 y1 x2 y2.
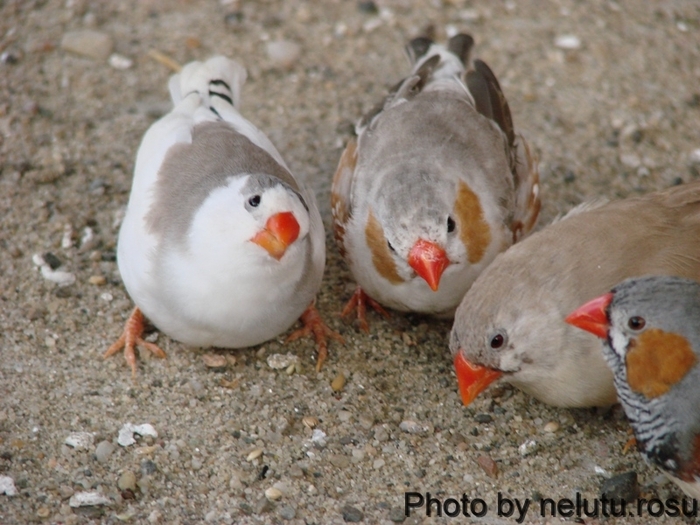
248 195 261 207
489 331 507 349
627 316 646 331
387 240 396 252
447 216 456 233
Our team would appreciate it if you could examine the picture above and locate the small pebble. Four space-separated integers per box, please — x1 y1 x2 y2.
266 40 301 70
476 455 499 478
32 254 76 287
331 373 346 392
310 428 327 448
68 491 110 507
43 252 62 270
601 471 639 501
399 420 425 434
302 416 319 429
278 504 296 520
64 432 94 451
544 421 560 433
0 475 17 496
61 30 114 61
342 504 364 522
246 448 263 461
690 148 700 164
474 413 493 424
267 353 298 370
357 1 378 14
117 423 158 447
94 440 114 463
117 471 136 492
89 275 106 286
109 53 133 70
202 353 227 370
265 486 283 501
519 439 537 456
36 506 50 518
141 459 157 476
554 34 582 50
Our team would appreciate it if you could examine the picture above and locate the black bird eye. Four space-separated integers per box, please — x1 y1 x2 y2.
628 316 646 331
387 240 396 252
490 333 505 349
248 195 261 207
447 216 456 233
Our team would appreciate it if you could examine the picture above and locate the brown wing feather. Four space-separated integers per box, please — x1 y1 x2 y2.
510 134 541 242
331 137 358 259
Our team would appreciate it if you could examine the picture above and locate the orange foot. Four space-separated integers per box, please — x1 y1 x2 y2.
622 436 637 454
104 307 167 377
286 302 344 372
340 285 390 333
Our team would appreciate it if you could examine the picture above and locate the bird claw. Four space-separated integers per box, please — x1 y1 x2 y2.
104 307 167 377
286 303 344 372
340 286 390 332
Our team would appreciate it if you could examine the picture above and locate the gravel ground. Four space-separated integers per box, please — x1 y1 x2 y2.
1 1 700 524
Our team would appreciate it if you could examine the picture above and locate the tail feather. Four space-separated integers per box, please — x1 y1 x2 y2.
168 56 247 110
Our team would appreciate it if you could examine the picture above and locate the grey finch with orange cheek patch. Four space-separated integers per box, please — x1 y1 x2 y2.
331 33 540 331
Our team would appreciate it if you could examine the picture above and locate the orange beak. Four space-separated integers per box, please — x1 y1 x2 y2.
453 351 502 406
250 212 300 260
408 239 450 291
565 292 613 339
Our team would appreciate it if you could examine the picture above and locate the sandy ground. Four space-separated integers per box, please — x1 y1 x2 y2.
1 0 700 524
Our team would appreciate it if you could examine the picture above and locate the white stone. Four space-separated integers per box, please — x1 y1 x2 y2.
109 53 133 70
64 432 95 450
554 35 582 50
117 422 158 447
0 476 17 496
69 491 111 507
266 353 298 370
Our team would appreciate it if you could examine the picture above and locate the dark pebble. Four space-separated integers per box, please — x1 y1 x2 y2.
475 413 492 424
339 435 356 445
54 287 74 298
43 252 62 269
389 506 406 522
239 502 253 515
101 250 117 262
600 471 639 502
563 170 576 183
342 505 364 522
140 459 157 476
224 11 243 26
357 1 378 14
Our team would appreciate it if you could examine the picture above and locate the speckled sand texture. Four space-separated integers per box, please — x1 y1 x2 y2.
1 1 699 524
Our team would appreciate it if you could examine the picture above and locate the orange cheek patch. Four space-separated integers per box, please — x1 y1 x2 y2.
365 211 404 284
454 181 491 264
626 328 697 399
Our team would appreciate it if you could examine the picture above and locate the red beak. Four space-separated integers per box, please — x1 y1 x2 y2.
408 239 450 291
250 212 300 260
453 351 502 406
565 292 613 339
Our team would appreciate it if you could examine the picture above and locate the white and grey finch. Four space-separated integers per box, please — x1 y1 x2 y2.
107 56 340 375
567 276 700 499
450 180 700 408
332 34 540 330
